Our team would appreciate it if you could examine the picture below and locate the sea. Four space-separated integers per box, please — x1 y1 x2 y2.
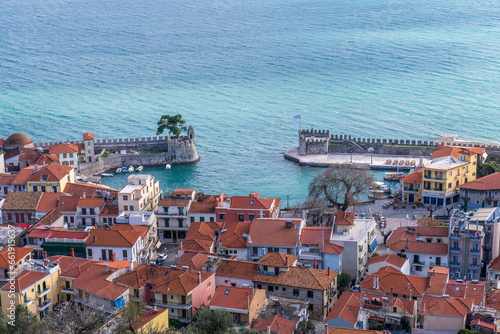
1 0 500 205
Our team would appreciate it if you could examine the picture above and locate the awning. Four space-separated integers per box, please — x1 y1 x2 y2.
114 297 126 309
370 239 379 252
155 241 162 249
369 315 384 322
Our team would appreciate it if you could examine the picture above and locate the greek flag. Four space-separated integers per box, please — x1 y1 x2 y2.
294 115 301 119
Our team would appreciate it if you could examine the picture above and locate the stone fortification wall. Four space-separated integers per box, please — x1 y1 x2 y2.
299 130 329 155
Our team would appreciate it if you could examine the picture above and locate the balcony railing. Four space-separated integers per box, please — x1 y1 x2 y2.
38 299 52 311
424 174 444 181
37 288 51 298
413 260 425 266
470 248 480 255
451 247 460 252
61 287 74 294
154 301 192 309
450 262 460 267
470 263 480 269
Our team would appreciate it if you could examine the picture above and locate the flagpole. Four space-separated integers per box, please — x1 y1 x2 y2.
300 117 301 132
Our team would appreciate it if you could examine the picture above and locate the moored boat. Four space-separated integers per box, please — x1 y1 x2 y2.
136 166 144 172
122 167 128 173
165 164 171 170
101 173 114 177
383 172 404 181
116 168 122 174
129 166 134 173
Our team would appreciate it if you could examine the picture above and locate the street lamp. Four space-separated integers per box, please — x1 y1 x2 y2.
368 147 374 165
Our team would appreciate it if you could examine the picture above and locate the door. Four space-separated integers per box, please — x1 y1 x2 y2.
173 231 177 243
102 249 107 260
436 257 441 266
495 201 498 207
181 296 186 305
108 250 113 261
408 194 415 203
182 309 187 318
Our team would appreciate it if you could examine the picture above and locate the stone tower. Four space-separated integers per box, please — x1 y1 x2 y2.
187 125 195 140
82 133 95 163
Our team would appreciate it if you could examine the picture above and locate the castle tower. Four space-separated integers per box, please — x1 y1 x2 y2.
187 125 195 140
82 133 95 163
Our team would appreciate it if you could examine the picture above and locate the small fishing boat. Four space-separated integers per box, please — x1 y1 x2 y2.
383 172 404 181
116 168 122 174
371 181 391 194
165 164 171 170
101 173 114 177
136 166 144 172
129 166 134 173
122 167 128 173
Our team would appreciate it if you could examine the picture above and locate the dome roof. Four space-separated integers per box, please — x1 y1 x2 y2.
4 133 33 147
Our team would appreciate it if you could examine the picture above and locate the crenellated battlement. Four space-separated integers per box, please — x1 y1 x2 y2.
35 135 190 148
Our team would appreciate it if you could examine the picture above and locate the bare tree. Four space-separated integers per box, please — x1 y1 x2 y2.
308 164 374 211
425 205 438 218
40 301 106 334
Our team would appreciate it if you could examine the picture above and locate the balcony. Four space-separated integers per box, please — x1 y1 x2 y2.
470 249 481 256
470 263 480 270
429 261 445 267
37 288 51 298
130 295 142 302
23 300 32 307
450 247 460 253
61 287 74 294
450 262 460 268
451 233 461 240
154 301 192 310
404 187 418 193
424 174 444 181
412 260 425 266
38 299 52 312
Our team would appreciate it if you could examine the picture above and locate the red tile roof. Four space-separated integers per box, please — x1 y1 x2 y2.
152 268 214 295
86 229 142 247
72 262 129 300
82 133 94 140
110 224 149 238
0 247 31 267
63 183 118 198
0 270 48 292
100 203 119 216
210 285 254 311
113 264 169 288
77 197 104 208
365 254 407 269
38 209 64 225
299 227 343 255
0 173 16 185
176 252 209 271
158 198 191 207
431 146 486 160
219 221 251 249
28 226 88 240
184 221 223 243
426 268 449 295
27 163 73 182
386 226 448 247
57 195 81 212
486 290 500 311
459 172 500 190
471 319 496 331
389 240 448 255
257 252 298 267
253 266 337 290
230 192 280 210
49 142 79 154
247 218 302 247
401 168 423 184
489 254 500 270
189 201 216 213
445 280 486 305
11 166 36 185
37 193 62 212
171 189 195 196
361 266 429 296
334 211 355 226
1 191 43 211
216 259 258 280
419 295 473 317
326 328 384 334
253 315 296 334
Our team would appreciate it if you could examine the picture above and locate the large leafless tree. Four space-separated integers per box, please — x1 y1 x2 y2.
308 164 374 211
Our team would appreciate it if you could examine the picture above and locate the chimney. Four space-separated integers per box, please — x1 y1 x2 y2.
285 255 289 267
94 235 97 243
112 253 117 262
267 326 271 334
406 239 409 249
44 251 47 260
327 267 331 277
83 192 86 198
71 248 75 258
198 271 202 284
391 287 393 296
324 324 328 334
373 275 379 289
313 259 317 269
321 228 325 253
423 301 426 313
129 261 133 271
246 293 250 310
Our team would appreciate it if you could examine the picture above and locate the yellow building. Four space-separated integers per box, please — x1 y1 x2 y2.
131 308 169 333
0 261 60 320
26 163 75 193
118 174 161 212
420 146 483 207
401 169 423 204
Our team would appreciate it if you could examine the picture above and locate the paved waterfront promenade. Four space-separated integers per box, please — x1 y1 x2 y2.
284 148 432 169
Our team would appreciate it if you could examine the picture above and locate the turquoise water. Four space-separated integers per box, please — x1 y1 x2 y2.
1 0 499 204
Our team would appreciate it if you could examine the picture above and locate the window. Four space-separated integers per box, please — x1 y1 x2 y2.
293 289 299 296
33 186 38 192
164 231 172 239
178 207 184 215
207 295 211 301
219 213 225 221
190 217 194 223
123 195 128 201
88 249 92 257
268 286 274 292
224 289 229 295
52 186 57 192
200 216 205 222
63 153 67 158
282 287 286 291
210 217 214 222
250 200 254 205
123 250 128 258
448 183 452 188
130 206 134 211
178 219 183 227
238 214 244 222
393 307 397 313
307 291 314 298
207 282 211 288
257 284 261 289
165 219 169 227
249 214 255 221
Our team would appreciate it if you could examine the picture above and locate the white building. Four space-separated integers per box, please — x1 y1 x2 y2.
86 226 147 263
388 239 448 277
118 174 160 213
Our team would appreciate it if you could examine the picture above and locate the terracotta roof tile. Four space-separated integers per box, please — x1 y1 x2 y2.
365 254 407 269
38 209 63 225
210 285 255 311
171 189 195 196
419 295 473 317
216 259 258 280
37 193 62 212
63 183 118 198
327 328 384 334
229 192 279 210
87 229 142 247
11 166 36 185
431 145 486 160
72 263 128 300
334 211 356 226
299 227 343 255
486 290 500 311
77 197 104 207
131 309 167 330
27 163 73 182
0 270 48 292
361 267 429 296
389 240 448 255
2 191 42 211
0 247 31 267
100 203 119 215
48 143 79 154
445 280 486 305
28 225 87 240
253 315 296 334
114 264 169 288
460 172 500 191
57 195 81 212
151 268 214 295
176 253 210 271
0 174 16 185
401 168 423 184
219 222 251 249
386 226 448 247
82 133 94 140
158 198 191 207
247 218 302 247
189 201 216 213
254 266 337 290
257 253 298 267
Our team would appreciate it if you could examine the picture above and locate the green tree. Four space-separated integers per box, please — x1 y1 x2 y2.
457 329 480 334
298 319 315 334
477 160 500 178
156 114 187 136
0 305 42 334
187 306 236 334
308 164 374 211
114 301 148 334
337 272 352 293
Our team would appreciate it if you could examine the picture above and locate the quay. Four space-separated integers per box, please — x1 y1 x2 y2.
284 148 431 170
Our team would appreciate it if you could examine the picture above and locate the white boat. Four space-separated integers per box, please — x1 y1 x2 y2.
101 173 114 177
136 166 144 172
122 167 128 173
165 164 171 170
128 166 134 173
116 168 122 174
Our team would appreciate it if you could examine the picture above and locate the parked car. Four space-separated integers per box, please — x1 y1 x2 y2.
157 253 167 262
